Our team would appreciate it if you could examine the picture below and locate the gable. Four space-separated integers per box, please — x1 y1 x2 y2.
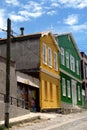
58 33 81 60
41 32 59 52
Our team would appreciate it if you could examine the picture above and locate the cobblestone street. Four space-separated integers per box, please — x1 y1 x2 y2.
9 110 87 130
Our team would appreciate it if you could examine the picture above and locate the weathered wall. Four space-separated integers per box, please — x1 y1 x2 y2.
0 38 40 70
0 58 17 98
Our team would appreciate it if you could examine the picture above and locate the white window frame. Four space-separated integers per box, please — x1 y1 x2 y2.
62 78 66 96
70 55 75 72
43 43 47 64
54 52 58 71
76 60 79 75
78 85 81 101
61 47 65 65
66 51 69 68
48 47 52 67
67 80 71 98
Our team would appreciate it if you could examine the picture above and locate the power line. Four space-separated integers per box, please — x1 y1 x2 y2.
0 27 7 32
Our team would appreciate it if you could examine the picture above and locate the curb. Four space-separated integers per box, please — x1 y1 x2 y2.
0 115 40 126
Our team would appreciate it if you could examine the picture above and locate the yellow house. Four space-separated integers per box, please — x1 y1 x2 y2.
39 32 60 111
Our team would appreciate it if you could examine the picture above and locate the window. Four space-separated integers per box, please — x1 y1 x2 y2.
43 43 47 64
62 78 66 96
48 47 52 67
70 55 75 72
44 81 47 100
78 85 81 101
66 51 69 68
61 47 65 65
54 52 58 70
67 80 71 98
76 60 79 75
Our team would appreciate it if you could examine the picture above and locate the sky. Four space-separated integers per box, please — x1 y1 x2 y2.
0 0 87 54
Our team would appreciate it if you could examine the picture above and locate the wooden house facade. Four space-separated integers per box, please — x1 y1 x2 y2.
55 33 82 110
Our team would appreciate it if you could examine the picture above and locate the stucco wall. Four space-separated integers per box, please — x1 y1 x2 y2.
0 38 40 70
0 59 17 98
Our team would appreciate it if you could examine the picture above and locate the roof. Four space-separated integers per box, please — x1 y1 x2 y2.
80 52 87 59
0 32 42 44
55 32 81 59
0 31 60 51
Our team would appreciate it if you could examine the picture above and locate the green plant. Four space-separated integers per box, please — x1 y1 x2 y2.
0 125 9 130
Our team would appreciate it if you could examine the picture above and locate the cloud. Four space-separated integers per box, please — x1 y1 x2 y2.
9 1 44 22
9 12 28 22
0 9 6 29
51 2 60 7
55 0 87 9
5 0 19 6
24 1 42 12
17 1 44 20
19 10 42 18
47 10 57 15
64 14 78 25
70 23 87 32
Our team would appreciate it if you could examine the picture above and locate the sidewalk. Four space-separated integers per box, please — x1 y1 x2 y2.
0 112 58 126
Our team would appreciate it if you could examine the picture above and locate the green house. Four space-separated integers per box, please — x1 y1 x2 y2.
55 33 82 110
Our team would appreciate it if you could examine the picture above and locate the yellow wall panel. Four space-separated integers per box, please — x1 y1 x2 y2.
40 71 60 110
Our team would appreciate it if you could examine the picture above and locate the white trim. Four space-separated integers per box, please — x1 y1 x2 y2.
17 76 39 88
40 68 60 79
60 69 82 83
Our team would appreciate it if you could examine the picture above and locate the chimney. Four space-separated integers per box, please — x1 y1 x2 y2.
20 27 24 35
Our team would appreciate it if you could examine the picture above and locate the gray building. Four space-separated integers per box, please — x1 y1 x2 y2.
0 56 17 98
0 34 41 75
81 52 87 108
0 34 42 111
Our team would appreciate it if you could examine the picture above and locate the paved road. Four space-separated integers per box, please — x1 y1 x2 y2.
10 111 87 130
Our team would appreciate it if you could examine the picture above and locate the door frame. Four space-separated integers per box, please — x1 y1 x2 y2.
72 80 77 106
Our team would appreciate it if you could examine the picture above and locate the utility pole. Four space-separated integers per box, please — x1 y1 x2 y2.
5 18 11 128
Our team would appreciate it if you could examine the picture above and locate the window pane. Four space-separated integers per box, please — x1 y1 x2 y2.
48 47 52 67
61 47 65 65
66 51 69 68
67 80 71 98
54 52 58 70
62 78 66 96
43 43 47 64
78 86 81 101
70 55 75 72
76 60 79 75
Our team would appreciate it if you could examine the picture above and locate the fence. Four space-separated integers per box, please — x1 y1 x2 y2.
0 92 29 110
